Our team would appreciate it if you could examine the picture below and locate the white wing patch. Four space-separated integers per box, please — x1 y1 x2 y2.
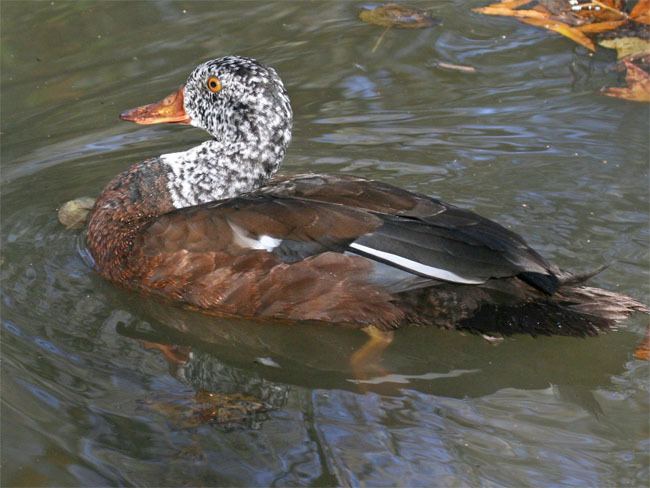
228 221 282 251
349 242 485 284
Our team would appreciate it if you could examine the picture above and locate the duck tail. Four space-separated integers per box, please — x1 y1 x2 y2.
553 264 648 322
555 285 649 324
426 274 648 338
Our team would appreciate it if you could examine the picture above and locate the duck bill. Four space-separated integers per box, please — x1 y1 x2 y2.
119 86 191 125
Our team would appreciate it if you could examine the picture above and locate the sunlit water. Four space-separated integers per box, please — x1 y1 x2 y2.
1 1 649 486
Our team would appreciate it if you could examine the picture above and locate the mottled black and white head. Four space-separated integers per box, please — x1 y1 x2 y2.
120 56 294 208
183 56 292 149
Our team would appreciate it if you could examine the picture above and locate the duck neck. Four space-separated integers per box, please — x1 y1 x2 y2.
160 137 285 209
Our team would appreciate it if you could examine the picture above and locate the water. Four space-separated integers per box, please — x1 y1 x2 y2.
1 1 649 486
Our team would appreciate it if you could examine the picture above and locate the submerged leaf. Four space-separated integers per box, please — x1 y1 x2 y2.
359 3 438 29
602 59 650 101
519 16 596 50
599 36 650 59
145 390 271 428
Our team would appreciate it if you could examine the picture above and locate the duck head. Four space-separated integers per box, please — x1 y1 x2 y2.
121 56 292 147
119 56 294 208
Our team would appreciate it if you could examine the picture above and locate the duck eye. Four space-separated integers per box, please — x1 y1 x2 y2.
206 76 222 93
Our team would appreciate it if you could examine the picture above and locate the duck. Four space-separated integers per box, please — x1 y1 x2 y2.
87 55 647 342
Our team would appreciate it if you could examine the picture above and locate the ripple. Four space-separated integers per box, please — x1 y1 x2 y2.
1 1 648 485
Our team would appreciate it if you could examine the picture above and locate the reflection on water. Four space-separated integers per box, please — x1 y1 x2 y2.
1 1 648 486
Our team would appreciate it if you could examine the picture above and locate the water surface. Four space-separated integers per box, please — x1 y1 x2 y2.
2 1 649 486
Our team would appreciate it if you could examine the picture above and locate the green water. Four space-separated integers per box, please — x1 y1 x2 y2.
1 1 648 486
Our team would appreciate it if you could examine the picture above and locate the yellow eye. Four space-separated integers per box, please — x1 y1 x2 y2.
206 76 222 93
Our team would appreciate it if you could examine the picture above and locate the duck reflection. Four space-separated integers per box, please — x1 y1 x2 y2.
115 298 641 417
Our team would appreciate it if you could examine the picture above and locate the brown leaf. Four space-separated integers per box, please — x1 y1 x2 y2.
602 59 650 101
573 0 627 22
519 16 596 50
537 0 586 25
359 4 438 29
630 0 650 24
473 6 548 19
576 19 627 32
532 4 553 15
599 36 650 59
483 0 535 8
534 0 626 25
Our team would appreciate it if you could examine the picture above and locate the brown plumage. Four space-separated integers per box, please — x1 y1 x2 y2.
86 56 648 335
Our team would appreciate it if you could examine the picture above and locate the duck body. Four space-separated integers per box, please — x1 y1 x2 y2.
87 56 647 335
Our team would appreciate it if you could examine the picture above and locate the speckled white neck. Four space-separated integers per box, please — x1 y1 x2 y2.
160 139 281 209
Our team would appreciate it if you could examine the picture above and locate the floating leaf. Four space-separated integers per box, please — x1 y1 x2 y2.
474 0 634 49
576 19 626 32
473 5 548 19
519 16 596 50
359 3 438 29
599 36 650 59
602 59 650 102
58 197 96 229
630 0 650 24
571 0 627 22
498 0 536 8
537 0 587 26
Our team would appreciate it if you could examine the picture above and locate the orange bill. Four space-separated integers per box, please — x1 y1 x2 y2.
120 86 191 124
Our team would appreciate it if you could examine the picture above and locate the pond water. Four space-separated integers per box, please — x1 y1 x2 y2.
1 1 649 486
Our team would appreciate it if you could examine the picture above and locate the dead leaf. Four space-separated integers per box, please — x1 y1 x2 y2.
576 19 626 32
491 0 536 8
473 0 627 49
572 0 628 22
359 4 438 29
473 6 548 19
630 0 650 24
602 59 650 101
537 0 588 26
519 16 596 50
599 36 650 58
532 3 553 16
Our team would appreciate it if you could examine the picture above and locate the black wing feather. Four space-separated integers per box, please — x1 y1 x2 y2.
247 176 560 294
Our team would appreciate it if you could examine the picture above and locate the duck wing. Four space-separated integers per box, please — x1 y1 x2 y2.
262 174 559 293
